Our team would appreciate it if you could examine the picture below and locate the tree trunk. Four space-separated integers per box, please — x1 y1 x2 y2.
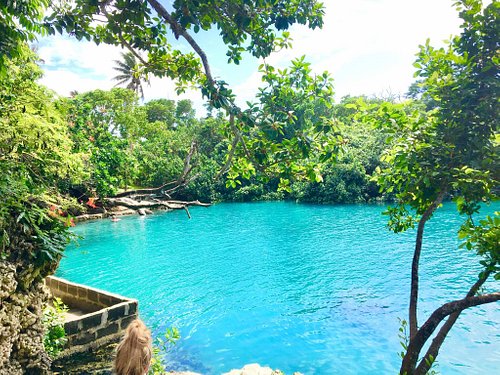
409 190 447 339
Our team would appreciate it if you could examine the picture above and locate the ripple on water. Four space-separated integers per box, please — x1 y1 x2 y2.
59 202 500 374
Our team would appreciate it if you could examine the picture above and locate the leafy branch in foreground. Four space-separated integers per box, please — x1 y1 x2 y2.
356 1 499 373
148 327 181 375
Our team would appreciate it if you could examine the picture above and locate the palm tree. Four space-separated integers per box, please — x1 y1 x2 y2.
112 51 149 99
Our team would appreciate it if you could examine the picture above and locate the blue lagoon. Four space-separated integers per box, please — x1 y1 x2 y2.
57 202 499 374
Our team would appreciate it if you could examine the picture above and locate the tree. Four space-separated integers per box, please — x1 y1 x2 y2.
175 99 196 124
113 51 149 99
361 1 499 373
0 45 85 373
44 0 337 190
144 98 176 126
63 88 145 196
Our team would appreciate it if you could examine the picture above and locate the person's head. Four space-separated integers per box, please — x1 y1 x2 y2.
114 319 152 375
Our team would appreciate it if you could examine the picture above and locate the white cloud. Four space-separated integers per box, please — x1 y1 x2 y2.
233 0 462 101
37 36 123 95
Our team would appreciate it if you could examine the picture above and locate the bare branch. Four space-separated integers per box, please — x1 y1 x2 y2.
177 141 197 185
114 181 178 198
117 34 149 66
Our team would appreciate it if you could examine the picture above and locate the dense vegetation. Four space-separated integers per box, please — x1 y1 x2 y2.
0 0 497 374
1 58 389 206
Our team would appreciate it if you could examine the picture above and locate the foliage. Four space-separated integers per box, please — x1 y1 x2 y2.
0 46 85 191
291 162 368 203
0 0 49 75
223 57 338 190
0 45 83 273
290 97 389 203
44 0 339 189
54 85 394 205
62 88 143 197
144 98 176 126
148 327 181 375
458 213 500 280
43 297 69 359
397 318 409 361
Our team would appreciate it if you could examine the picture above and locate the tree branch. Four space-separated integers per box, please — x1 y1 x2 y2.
115 141 198 198
146 0 214 84
401 291 500 374
98 2 149 66
177 140 197 185
414 269 494 375
117 33 149 66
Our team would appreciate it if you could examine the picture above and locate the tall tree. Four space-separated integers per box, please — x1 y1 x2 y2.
112 51 149 99
360 1 499 373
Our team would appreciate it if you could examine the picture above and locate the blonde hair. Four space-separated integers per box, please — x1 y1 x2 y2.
114 319 152 375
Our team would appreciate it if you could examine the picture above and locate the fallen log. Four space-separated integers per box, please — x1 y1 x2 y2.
105 197 210 213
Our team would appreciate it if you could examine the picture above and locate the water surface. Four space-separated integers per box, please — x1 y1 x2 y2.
58 202 499 374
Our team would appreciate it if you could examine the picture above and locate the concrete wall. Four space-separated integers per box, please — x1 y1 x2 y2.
45 276 138 357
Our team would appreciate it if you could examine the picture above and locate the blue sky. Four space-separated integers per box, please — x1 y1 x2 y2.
36 0 463 115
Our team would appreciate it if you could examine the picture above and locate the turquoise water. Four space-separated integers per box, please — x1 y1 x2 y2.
57 202 499 374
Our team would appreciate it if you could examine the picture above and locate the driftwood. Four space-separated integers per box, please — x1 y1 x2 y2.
104 197 210 218
105 197 210 209
81 142 211 220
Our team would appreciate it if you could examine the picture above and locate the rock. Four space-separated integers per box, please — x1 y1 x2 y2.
0 263 17 299
144 209 153 215
0 261 51 374
138 208 146 216
108 207 136 216
111 205 131 212
87 206 106 214
222 363 284 375
74 213 105 223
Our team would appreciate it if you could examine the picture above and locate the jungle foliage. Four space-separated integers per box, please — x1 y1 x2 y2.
44 86 388 204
